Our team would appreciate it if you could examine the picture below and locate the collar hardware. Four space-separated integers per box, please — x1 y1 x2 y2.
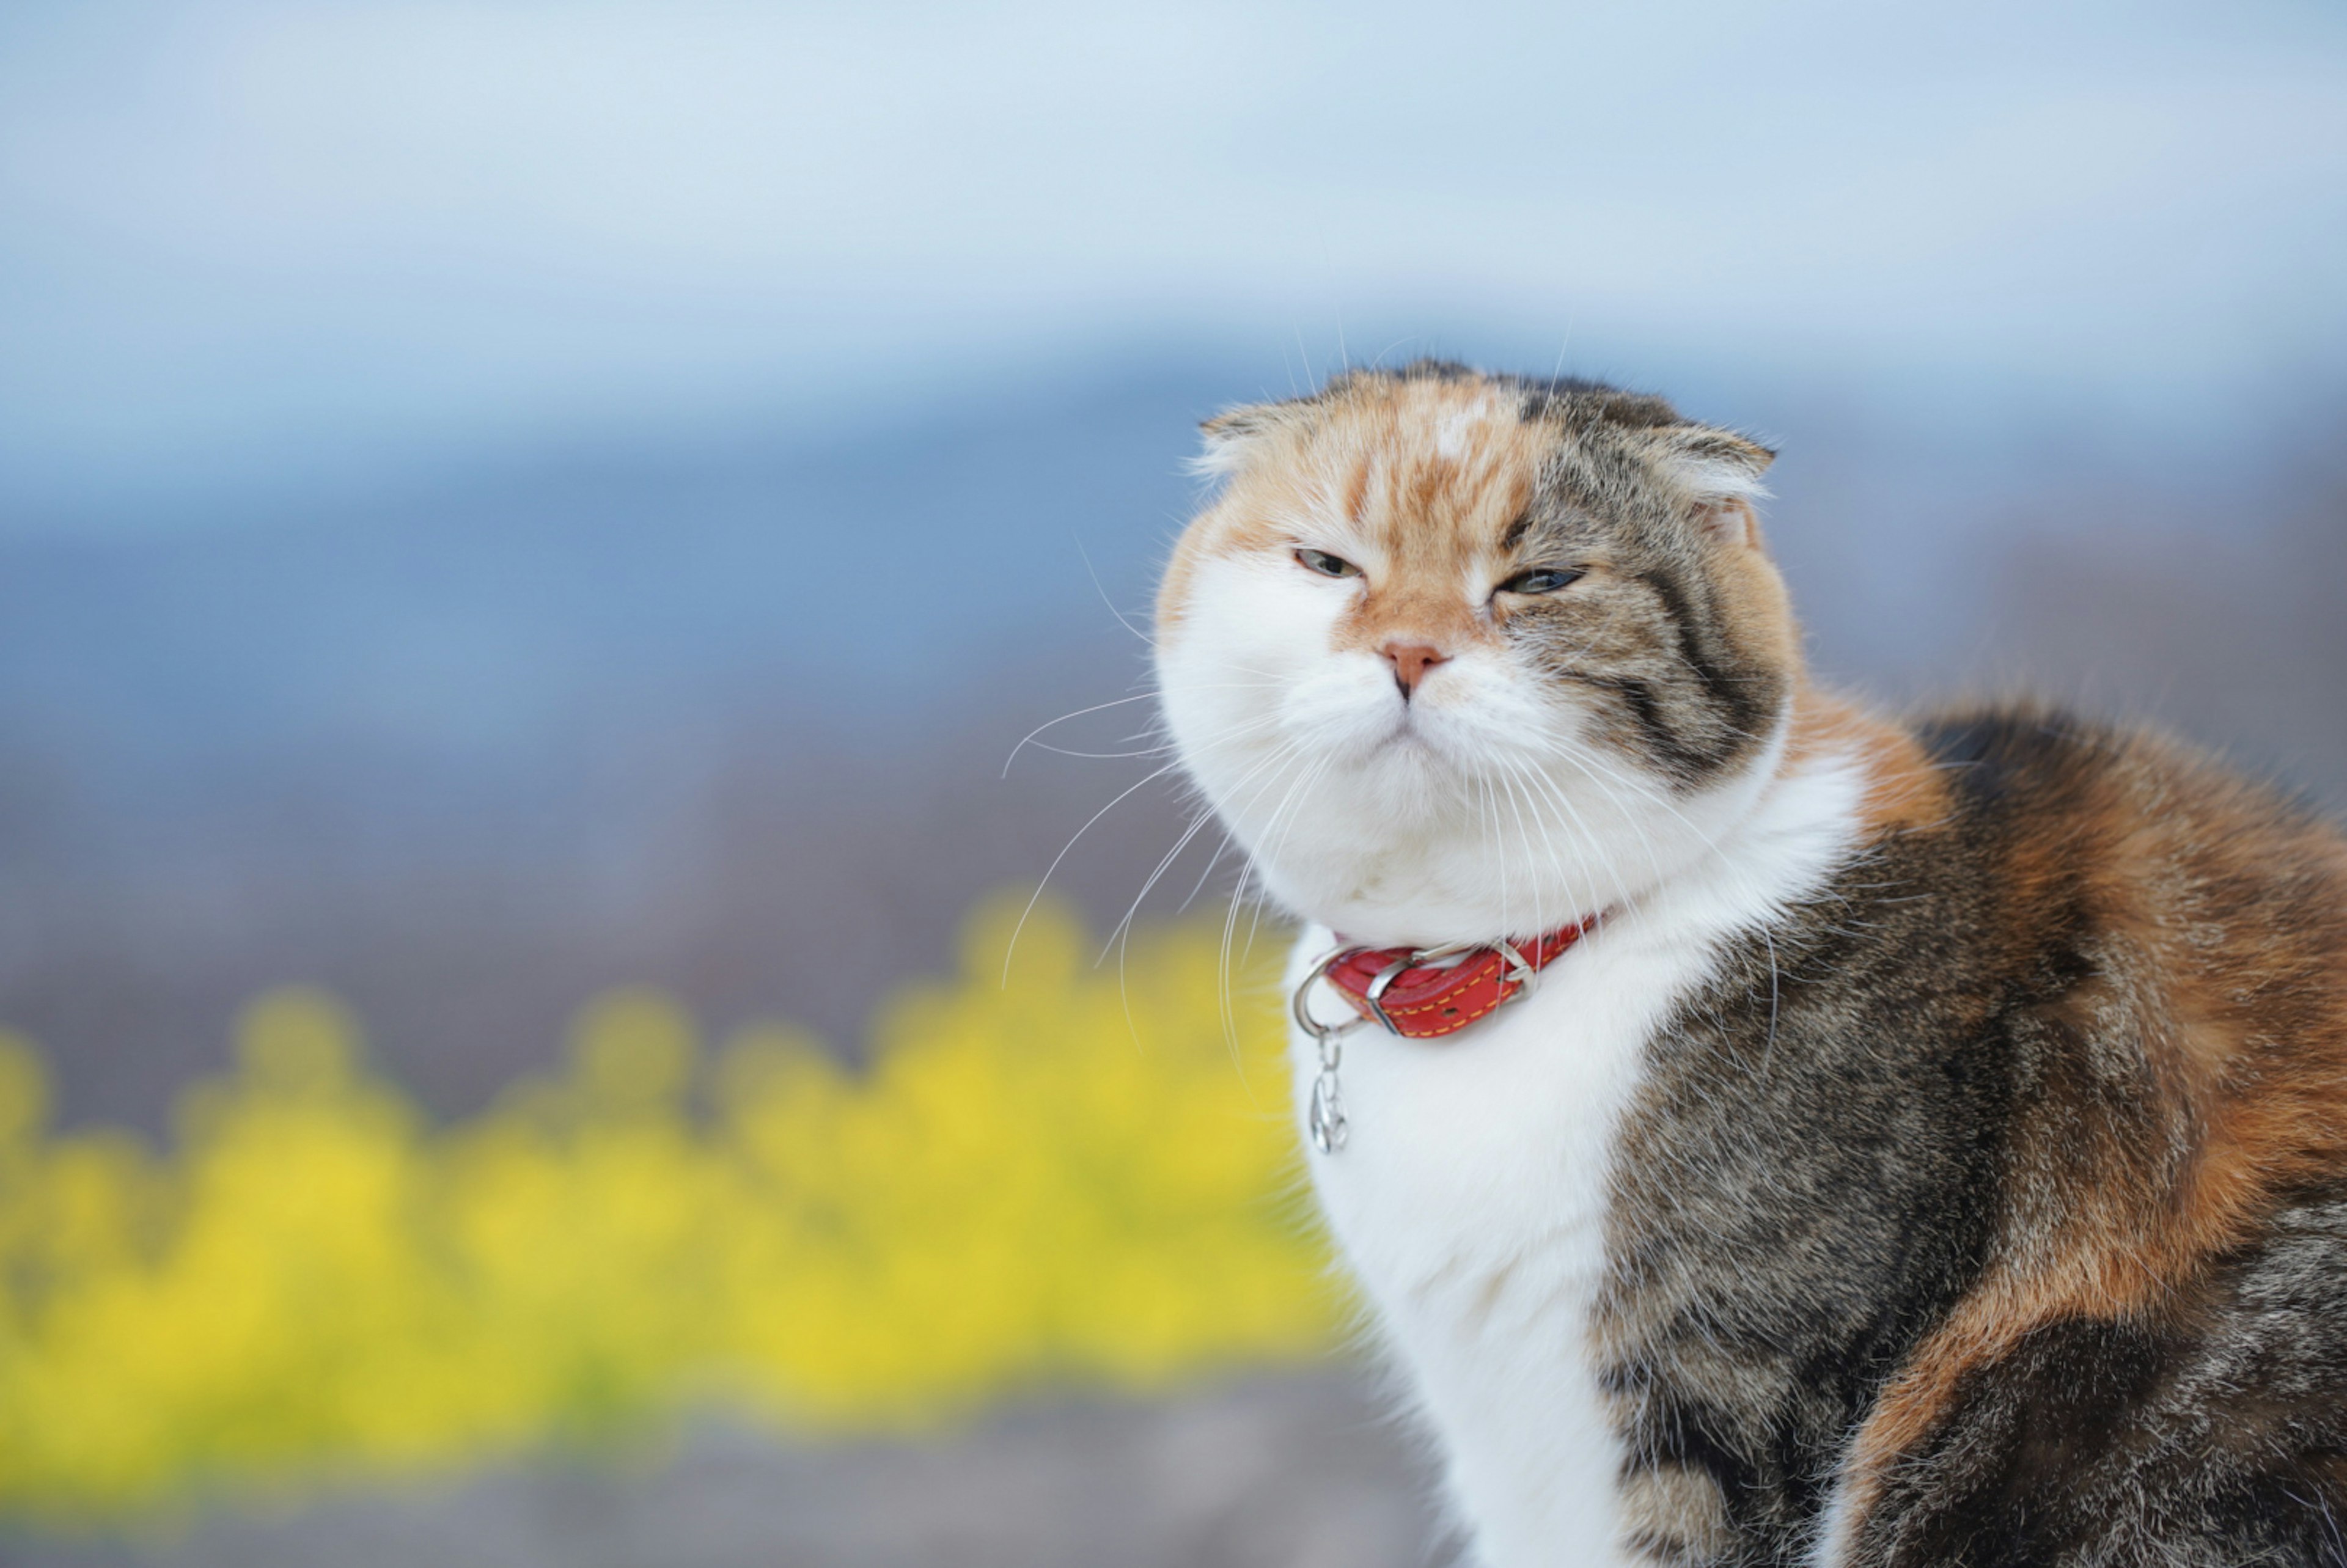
1290 917 1597 1155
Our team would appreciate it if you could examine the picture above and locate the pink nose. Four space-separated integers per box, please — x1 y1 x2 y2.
1383 642 1450 697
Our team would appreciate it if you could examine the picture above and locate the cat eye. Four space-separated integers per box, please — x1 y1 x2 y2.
1496 567 1584 596
1295 548 1362 579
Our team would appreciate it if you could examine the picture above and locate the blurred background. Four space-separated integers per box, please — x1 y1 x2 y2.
1 2 2343 1564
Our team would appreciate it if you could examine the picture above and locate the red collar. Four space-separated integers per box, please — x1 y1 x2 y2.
1315 918 1595 1041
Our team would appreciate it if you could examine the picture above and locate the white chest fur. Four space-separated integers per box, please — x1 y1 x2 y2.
1286 759 1867 1568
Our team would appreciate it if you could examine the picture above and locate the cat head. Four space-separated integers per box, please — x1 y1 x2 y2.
1155 362 1804 946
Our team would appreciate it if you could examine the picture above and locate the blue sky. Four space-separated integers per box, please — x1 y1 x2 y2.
4 0 2345 512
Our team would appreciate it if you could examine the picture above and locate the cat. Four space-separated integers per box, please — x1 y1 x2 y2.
1153 361 2347 1567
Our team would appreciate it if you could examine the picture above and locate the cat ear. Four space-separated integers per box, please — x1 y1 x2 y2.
1652 425 1775 501
1192 404 1285 478
1647 426 1776 543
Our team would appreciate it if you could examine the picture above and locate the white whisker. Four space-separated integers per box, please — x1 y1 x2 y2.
1001 759 1186 986
1073 534 1155 650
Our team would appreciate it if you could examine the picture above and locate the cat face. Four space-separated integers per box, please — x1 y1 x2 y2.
1156 364 1803 945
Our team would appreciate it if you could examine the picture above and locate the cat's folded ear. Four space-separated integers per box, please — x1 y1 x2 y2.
1192 403 1293 478
1643 425 1777 544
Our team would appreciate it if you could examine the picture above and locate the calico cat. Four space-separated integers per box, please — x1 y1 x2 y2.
1154 362 2347 1567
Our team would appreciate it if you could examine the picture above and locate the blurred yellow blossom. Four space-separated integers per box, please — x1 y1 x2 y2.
0 897 1337 1520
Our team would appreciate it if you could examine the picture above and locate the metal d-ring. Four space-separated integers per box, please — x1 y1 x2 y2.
1291 951 1367 1046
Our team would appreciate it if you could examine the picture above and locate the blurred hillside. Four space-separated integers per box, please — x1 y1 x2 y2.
0 353 2342 1129
0 365 1208 1125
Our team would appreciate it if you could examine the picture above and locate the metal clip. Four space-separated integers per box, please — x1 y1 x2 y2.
1291 951 1364 1154
1307 1065 1347 1156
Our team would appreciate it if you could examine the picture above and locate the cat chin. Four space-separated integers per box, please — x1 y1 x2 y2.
1200 772 1641 943
1229 711 1795 947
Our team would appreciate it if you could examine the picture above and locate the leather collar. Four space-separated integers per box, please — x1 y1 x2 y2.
1314 918 1595 1041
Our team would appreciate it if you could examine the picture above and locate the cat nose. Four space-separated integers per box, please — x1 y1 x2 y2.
1382 642 1451 698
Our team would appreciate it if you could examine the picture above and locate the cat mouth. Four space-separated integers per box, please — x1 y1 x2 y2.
1364 708 1453 763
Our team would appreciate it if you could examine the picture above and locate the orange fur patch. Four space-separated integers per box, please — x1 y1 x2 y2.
1782 687 1948 835
1162 378 1552 635
1833 731 2347 1542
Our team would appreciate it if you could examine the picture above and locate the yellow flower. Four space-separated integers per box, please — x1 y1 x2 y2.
0 897 1339 1520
